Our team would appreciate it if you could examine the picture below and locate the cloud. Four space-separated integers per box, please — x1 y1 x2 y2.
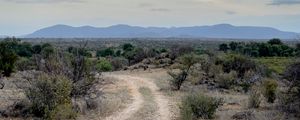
225 11 236 15
2 0 84 4
138 3 154 8
150 8 171 12
269 0 300 5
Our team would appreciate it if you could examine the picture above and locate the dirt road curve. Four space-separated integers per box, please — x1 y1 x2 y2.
103 74 171 120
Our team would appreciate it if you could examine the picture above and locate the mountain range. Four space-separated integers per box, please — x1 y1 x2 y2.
24 24 299 39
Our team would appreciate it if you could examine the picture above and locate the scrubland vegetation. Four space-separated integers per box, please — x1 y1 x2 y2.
0 37 299 120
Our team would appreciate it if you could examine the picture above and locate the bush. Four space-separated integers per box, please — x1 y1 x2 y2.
122 43 134 51
168 54 200 90
15 57 36 71
26 74 76 119
282 62 300 116
96 48 115 57
220 54 256 77
41 43 55 58
0 39 18 77
216 71 238 89
169 45 194 60
219 43 229 52
248 86 261 108
180 93 223 119
110 57 128 70
240 70 256 92
262 79 278 103
96 59 113 72
48 103 77 120
268 38 283 45
168 70 188 90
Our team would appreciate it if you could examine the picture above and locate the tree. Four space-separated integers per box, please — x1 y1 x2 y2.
96 48 115 57
219 43 229 52
169 53 200 90
268 38 283 45
229 41 238 51
122 43 134 51
32 44 42 54
0 39 18 77
221 54 256 77
68 46 91 57
41 43 55 58
16 42 33 57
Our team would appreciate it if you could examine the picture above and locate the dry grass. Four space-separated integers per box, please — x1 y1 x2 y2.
131 68 291 120
77 76 132 120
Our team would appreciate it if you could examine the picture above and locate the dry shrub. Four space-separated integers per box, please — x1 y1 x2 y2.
26 74 76 119
110 57 128 70
180 93 223 119
216 71 238 89
262 79 278 103
248 86 262 108
281 62 300 117
168 70 188 90
15 57 36 71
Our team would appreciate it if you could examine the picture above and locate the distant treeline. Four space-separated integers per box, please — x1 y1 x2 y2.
219 38 299 57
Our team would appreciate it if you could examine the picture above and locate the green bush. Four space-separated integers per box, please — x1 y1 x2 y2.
220 54 256 77
263 79 278 103
41 43 55 58
248 86 261 108
216 71 238 89
122 43 134 51
219 43 229 52
0 40 18 77
26 74 76 119
96 59 113 72
96 48 115 57
15 57 36 71
48 103 77 120
180 93 223 119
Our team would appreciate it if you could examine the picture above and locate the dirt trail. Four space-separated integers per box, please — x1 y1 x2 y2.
103 73 171 120
103 75 143 120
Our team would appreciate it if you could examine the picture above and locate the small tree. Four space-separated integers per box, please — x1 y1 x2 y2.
122 43 134 51
219 43 229 52
0 39 18 77
96 48 115 57
268 38 283 45
168 53 200 90
229 41 238 51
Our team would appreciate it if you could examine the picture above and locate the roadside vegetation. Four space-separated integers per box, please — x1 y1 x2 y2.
0 37 299 120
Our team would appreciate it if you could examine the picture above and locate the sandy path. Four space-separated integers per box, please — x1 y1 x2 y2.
103 75 143 120
103 73 171 120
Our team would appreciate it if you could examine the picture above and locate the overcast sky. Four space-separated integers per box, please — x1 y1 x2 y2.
1 0 300 36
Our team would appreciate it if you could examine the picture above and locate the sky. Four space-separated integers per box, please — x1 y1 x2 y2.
0 0 300 36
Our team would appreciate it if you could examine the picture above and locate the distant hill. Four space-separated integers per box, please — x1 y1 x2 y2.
24 24 300 39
